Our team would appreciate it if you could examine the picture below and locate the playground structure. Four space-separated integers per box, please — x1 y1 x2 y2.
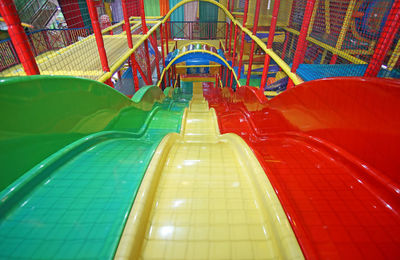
1 0 399 92
0 0 400 259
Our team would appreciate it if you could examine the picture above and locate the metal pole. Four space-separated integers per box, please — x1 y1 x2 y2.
237 0 250 80
260 0 281 93
86 0 113 87
246 0 262 86
364 0 400 77
0 0 39 75
287 0 316 88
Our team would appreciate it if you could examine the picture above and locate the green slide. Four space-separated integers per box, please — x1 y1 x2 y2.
0 76 192 259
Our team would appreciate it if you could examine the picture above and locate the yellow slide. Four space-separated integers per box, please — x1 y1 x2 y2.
115 82 304 260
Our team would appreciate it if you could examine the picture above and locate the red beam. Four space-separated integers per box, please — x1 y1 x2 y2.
259 0 281 93
288 0 316 88
86 0 113 87
229 24 239 88
130 55 140 91
138 0 152 84
121 0 140 91
225 0 234 87
0 0 39 75
364 0 400 77
246 0 262 86
160 23 166 67
151 32 161 81
237 0 249 80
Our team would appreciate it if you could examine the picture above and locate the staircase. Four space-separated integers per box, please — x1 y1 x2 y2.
17 0 59 28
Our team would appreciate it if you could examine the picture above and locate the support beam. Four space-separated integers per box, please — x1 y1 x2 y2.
138 0 153 84
0 0 39 75
246 0 262 86
364 0 400 77
288 0 316 88
122 0 139 91
86 0 113 87
260 0 281 93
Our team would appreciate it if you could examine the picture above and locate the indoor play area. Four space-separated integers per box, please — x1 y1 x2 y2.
0 0 399 259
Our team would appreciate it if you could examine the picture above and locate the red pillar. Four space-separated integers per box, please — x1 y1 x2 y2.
259 0 281 93
225 0 234 86
122 0 139 91
138 0 153 84
237 0 250 80
160 23 166 67
151 32 161 81
246 0 262 86
281 32 289 60
0 0 39 75
165 22 170 54
364 0 400 77
86 0 113 87
229 24 238 88
287 0 316 88
130 55 140 91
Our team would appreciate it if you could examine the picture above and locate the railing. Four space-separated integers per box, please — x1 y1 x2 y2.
168 21 226 40
0 27 92 71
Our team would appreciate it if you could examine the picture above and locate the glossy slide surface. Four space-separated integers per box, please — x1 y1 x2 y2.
204 78 400 259
115 82 303 260
0 76 191 259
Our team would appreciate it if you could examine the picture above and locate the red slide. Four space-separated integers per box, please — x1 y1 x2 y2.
203 78 400 259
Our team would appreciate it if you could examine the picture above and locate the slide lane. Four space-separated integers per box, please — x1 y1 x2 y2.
115 82 303 260
0 77 191 259
204 78 400 259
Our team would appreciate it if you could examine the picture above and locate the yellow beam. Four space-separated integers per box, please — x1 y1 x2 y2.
98 21 163 83
308 0 319 36
387 39 400 71
335 0 356 51
325 0 331 34
284 27 367 64
156 49 240 87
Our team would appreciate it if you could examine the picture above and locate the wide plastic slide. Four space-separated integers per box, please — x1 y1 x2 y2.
0 76 191 259
204 78 400 259
114 82 303 259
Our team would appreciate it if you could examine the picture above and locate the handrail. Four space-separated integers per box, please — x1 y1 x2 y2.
98 21 163 83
